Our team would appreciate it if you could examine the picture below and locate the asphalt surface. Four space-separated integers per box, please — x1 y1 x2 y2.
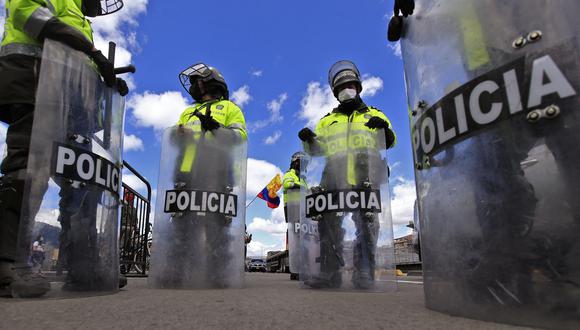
0 273 532 330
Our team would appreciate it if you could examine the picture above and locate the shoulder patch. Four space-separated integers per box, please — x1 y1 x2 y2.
216 105 224 110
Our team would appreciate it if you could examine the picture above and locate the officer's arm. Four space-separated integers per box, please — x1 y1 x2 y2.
11 0 96 54
283 175 298 190
223 102 248 142
303 124 325 156
374 110 397 148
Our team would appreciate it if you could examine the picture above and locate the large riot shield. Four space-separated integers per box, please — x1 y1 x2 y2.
149 126 247 289
16 40 125 298
401 1 580 328
299 123 396 292
286 195 301 277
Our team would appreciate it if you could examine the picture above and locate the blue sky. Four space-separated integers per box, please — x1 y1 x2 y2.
0 0 417 256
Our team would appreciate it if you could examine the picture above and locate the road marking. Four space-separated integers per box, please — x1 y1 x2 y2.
387 279 423 285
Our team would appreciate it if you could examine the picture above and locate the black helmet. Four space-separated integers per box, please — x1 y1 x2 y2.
82 0 124 17
290 151 309 168
328 60 363 97
179 63 229 102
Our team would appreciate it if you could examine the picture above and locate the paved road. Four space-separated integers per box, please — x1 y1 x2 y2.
0 273 530 330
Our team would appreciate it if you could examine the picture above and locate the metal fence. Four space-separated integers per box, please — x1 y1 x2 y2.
120 161 152 276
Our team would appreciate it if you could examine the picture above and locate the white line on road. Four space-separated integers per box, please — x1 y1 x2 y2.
387 279 423 284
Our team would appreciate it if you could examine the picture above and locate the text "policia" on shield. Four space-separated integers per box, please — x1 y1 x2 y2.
305 189 382 218
52 143 121 196
412 45 578 160
164 190 238 217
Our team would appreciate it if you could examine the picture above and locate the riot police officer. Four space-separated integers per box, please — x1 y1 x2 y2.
298 60 396 289
168 63 247 288
283 151 308 281
283 152 308 221
0 0 128 298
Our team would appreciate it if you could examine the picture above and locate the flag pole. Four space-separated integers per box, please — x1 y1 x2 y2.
246 194 259 208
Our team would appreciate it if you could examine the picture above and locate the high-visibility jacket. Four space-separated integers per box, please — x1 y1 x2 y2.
176 99 247 173
0 0 95 107
306 105 395 186
1 0 94 57
282 168 306 205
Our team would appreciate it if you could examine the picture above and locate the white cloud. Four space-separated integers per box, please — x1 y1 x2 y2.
360 76 384 97
263 131 282 145
36 208 61 228
247 197 286 241
388 41 402 58
299 82 338 128
251 70 263 77
90 0 148 48
249 93 287 131
247 217 286 236
128 91 189 130
299 76 385 127
231 85 251 107
390 177 417 226
123 134 144 152
122 172 148 196
246 158 282 197
246 240 284 258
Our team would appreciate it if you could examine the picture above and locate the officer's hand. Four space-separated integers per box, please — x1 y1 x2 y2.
394 0 414 17
89 50 116 87
116 78 129 96
199 113 221 131
298 127 316 143
365 116 389 129
387 15 404 42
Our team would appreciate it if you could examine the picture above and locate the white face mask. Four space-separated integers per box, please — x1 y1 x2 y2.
337 88 358 102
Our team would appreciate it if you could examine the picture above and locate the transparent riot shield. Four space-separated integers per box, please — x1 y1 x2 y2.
299 123 396 292
16 40 125 298
401 1 580 328
149 126 247 289
286 196 301 277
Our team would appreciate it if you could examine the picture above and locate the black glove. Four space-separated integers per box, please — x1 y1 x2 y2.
298 127 316 142
116 78 129 96
89 50 116 87
387 15 404 42
198 112 221 131
365 116 389 129
394 0 414 17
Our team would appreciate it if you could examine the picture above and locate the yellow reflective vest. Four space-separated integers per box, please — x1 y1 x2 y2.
1 0 94 57
176 99 247 173
282 168 306 205
305 106 395 185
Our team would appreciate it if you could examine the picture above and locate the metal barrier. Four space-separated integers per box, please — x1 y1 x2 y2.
120 161 152 277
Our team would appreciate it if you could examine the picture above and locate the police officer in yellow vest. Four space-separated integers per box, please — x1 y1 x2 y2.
298 60 396 289
170 62 247 288
0 0 127 298
283 152 308 281
283 152 308 218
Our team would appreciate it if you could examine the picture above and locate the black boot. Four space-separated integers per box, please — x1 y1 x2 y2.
0 261 50 298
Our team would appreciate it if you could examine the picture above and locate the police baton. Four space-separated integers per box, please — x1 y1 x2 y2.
103 42 136 149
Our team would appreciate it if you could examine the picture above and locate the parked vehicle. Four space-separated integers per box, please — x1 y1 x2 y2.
248 258 267 272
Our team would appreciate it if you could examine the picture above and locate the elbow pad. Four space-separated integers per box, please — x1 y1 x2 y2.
38 18 94 54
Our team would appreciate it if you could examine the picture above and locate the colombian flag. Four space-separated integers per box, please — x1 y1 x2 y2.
257 174 282 208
